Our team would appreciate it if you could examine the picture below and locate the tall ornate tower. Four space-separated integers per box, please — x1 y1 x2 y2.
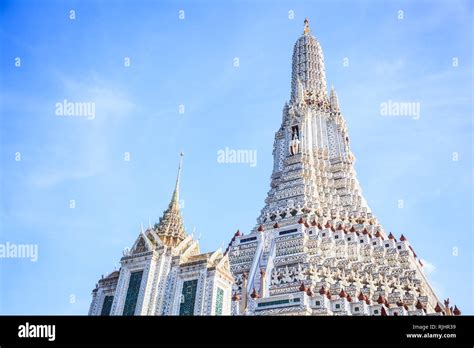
260 18 369 225
227 19 450 316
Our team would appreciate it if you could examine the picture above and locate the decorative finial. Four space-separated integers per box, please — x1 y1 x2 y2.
304 18 310 35
171 152 184 208
179 151 184 173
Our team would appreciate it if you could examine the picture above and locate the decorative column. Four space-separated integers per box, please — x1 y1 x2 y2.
239 273 248 314
247 288 260 315
231 293 241 315
259 269 266 298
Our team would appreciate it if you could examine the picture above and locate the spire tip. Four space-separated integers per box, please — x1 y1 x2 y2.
170 152 184 209
304 18 310 35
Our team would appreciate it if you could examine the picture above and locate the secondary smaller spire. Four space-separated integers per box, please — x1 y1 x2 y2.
154 152 187 247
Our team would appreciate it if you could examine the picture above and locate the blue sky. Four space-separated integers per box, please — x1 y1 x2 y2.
0 0 472 314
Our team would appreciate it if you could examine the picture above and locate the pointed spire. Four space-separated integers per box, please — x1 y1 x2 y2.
154 152 187 247
170 152 184 209
453 306 461 315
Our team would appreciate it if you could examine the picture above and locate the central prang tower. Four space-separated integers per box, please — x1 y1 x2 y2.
227 19 445 316
257 18 370 227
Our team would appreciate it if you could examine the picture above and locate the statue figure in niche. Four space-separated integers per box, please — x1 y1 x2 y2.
289 125 300 155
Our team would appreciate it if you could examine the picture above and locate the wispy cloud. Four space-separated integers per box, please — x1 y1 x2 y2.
374 58 405 76
30 168 97 189
26 71 136 189
421 259 436 276
55 70 136 120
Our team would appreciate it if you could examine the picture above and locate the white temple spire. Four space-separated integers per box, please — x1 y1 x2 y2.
291 18 327 103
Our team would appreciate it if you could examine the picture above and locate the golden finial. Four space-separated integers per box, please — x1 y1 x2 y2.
304 18 310 35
